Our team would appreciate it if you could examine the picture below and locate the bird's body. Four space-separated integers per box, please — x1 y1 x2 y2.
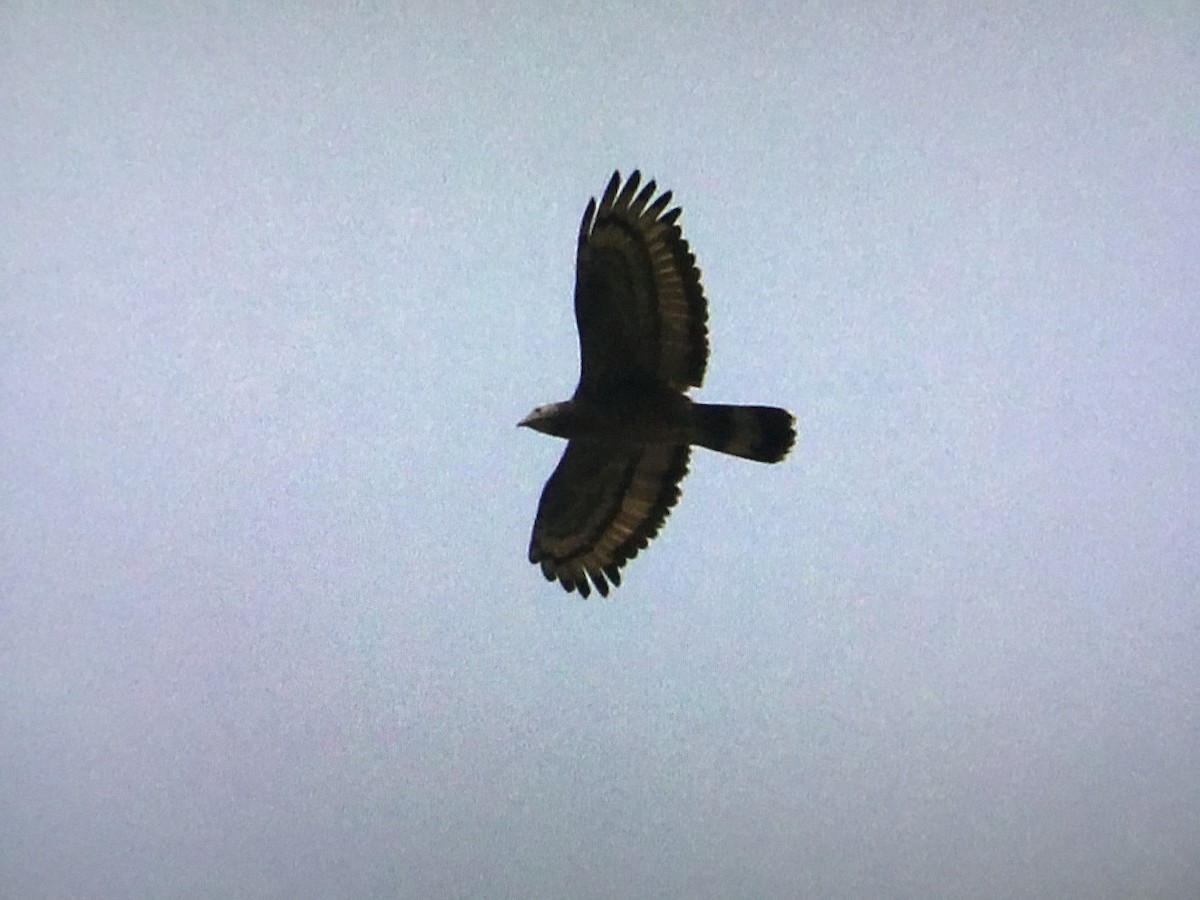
520 170 795 597
522 379 693 445
522 389 793 461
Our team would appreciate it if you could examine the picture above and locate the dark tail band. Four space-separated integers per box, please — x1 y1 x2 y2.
693 403 796 463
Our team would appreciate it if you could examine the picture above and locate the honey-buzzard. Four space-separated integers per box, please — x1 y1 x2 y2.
520 171 795 597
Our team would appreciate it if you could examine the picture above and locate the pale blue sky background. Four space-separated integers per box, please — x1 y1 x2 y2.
3 3 1199 898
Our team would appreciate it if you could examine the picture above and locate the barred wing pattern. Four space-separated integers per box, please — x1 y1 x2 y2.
574 171 709 391
529 442 690 598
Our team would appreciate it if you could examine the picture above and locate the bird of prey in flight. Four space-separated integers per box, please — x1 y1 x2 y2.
520 170 795 597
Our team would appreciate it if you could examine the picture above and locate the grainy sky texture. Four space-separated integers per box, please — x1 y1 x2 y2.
3 3 1199 898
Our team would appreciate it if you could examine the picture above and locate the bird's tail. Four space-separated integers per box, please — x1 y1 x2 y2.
692 403 796 463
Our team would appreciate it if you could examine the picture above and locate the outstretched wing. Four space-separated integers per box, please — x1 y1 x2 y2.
528 441 691 597
574 170 709 393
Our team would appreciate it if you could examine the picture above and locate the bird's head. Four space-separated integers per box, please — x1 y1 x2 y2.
518 401 574 438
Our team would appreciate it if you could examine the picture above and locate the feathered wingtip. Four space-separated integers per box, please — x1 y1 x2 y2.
538 559 623 599
582 170 681 244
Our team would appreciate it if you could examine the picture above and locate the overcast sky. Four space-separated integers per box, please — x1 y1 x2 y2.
3 3 1198 898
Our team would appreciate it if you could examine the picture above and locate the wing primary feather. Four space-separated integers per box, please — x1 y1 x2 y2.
645 190 673 220
630 179 657 217
591 570 611 597
599 170 623 213
615 171 642 210
578 197 597 244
